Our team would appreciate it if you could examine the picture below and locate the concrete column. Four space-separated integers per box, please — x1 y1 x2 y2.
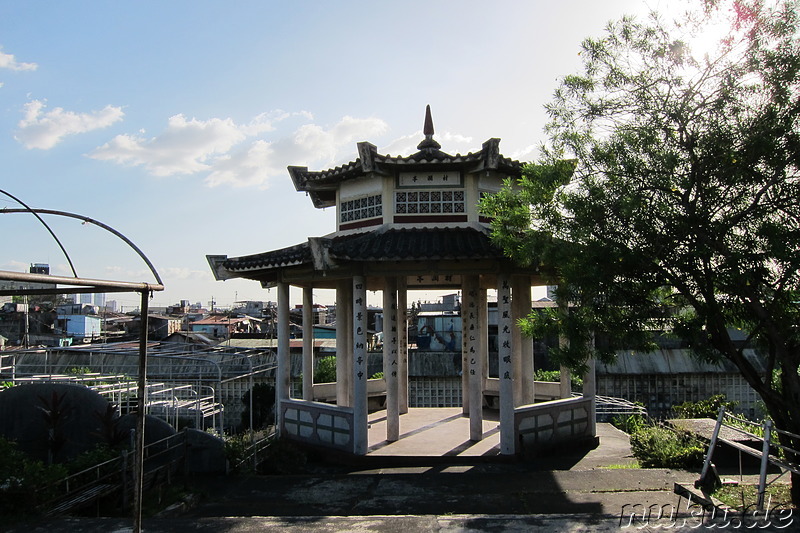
383 277 399 441
336 279 353 407
276 281 291 434
511 280 523 407
559 365 572 398
463 275 483 441
352 276 368 455
512 276 535 405
478 286 488 389
558 298 572 399
497 273 515 455
460 277 471 415
397 276 409 414
583 333 597 436
302 286 314 401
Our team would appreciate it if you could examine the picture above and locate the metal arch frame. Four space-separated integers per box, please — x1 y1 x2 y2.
0 201 164 533
0 207 163 287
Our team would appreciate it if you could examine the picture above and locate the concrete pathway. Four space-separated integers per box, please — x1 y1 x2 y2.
10 423 799 532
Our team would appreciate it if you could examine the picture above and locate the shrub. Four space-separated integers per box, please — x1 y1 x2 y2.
241 383 276 430
0 437 67 518
611 413 648 435
223 432 253 472
629 424 706 469
314 356 337 383
671 394 737 419
533 368 583 391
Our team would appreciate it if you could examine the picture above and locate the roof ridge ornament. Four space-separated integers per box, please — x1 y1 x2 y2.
417 104 441 151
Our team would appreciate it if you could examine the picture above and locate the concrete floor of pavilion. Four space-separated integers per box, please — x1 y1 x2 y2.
366 407 503 458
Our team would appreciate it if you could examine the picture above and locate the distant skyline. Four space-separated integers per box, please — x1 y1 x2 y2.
1 1 683 308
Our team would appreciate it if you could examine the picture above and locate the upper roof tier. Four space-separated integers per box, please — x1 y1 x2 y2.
288 107 523 209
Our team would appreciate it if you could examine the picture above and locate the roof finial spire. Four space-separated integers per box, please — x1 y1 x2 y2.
423 104 434 137
417 104 441 151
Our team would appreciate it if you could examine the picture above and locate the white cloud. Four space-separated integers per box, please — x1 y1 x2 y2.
381 130 475 158
160 267 213 281
509 144 537 162
91 112 390 189
1 260 30 272
290 116 388 166
204 140 276 188
91 114 247 176
104 265 152 280
0 49 37 71
16 100 124 149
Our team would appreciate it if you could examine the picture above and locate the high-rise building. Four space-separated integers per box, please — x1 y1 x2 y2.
29 263 49 275
93 293 106 308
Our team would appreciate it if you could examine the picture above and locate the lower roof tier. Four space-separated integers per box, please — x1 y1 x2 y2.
207 225 545 290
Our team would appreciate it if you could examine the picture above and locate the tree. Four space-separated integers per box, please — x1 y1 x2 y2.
241 383 276 430
481 0 800 502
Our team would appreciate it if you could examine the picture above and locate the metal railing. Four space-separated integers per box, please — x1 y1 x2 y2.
39 430 187 516
232 427 277 472
698 407 799 510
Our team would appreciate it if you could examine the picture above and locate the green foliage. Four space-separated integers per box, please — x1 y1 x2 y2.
0 437 67 518
314 356 337 384
1 381 13 389
240 383 275 430
66 444 118 473
712 482 793 511
611 413 648 435
671 394 737 419
223 431 254 471
612 410 709 469
629 424 706 469
533 368 583 390
370 371 384 380
481 0 800 490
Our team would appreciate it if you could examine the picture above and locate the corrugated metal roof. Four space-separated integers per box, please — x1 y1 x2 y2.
224 338 336 350
598 349 767 375
190 315 257 326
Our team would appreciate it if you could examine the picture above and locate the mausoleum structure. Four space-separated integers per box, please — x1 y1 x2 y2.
208 107 596 456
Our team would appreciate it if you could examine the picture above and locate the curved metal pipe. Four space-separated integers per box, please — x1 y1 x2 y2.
1 207 163 286
0 189 78 277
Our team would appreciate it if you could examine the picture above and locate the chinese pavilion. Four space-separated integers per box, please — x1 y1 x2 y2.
207 107 596 456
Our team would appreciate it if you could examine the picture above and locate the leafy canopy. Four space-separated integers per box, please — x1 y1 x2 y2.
482 0 800 427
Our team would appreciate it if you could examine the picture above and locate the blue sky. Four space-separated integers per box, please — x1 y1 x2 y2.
0 1 670 309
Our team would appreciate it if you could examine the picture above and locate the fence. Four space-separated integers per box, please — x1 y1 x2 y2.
39 430 187 517
231 427 277 472
698 407 800 510
2 344 277 431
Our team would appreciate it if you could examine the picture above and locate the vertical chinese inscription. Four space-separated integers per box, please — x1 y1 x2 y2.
498 275 512 382
467 287 479 378
353 279 366 382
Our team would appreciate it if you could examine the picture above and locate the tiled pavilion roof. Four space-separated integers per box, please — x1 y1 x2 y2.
217 226 504 275
288 138 523 209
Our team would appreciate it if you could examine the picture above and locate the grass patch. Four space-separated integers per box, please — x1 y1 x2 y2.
712 483 795 511
603 461 640 469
